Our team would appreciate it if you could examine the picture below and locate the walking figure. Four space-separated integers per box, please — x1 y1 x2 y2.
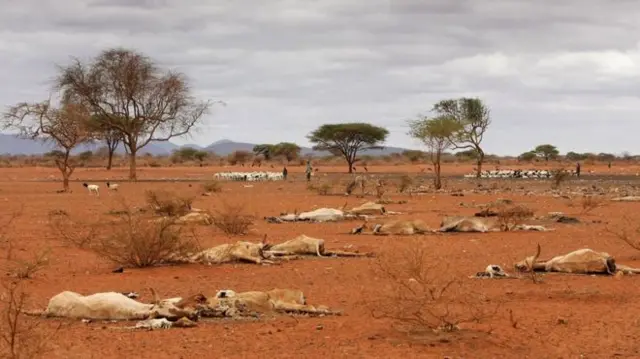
305 160 312 181
282 166 288 180
576 162 581 178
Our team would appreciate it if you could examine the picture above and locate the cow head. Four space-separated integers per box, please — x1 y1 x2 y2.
148 288 203 321
514 243 542 272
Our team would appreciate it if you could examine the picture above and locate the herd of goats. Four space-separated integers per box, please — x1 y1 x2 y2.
22 172 640 332
210 168 581 181
464 168 579 179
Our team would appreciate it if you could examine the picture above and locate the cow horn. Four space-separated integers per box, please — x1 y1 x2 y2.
529 243 541 271
149 287 160 305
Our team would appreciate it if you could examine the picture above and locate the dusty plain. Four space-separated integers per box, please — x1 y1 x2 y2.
2 163 640 358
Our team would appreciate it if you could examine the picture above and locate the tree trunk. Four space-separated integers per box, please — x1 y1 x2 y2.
106 149 114 170
129 150 137 181
62 172 70 192
347 160 353 173
433 151 442 190
475 151 485 178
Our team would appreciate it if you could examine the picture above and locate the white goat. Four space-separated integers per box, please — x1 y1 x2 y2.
106 182 119 191
83 183 100 196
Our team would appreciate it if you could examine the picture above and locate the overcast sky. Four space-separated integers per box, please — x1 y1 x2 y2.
1 0 639 155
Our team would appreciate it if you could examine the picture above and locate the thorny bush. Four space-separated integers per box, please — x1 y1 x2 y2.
145 189 194 217
369 241 500 336
212 201 255 236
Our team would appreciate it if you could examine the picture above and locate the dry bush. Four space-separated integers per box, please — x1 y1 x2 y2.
307 183 332 196
369 241 500 335
0 281 58 359
374 179 386 199
397 175 414 193
494 204 535 231
606 216 640 252
6 249 50 280
202 180 222 194
92 210 200 268
145 190 194 217
580 196 607 214
551 168 570 188
212 201 255 236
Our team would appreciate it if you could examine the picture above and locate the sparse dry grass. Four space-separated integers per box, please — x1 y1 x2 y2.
369 241 500 336
212 201 255 236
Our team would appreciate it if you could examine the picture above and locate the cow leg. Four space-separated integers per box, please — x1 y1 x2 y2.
324 250 372 257
274 303 341 316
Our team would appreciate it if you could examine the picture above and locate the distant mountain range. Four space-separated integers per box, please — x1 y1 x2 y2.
0 134 411 157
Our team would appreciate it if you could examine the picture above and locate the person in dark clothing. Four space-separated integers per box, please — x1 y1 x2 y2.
576 162 581 177
305 160 312 181
282 166 288 180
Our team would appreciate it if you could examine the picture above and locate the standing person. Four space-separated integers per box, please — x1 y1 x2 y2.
305 160 312 181
282 166 288 180
576 162 581 178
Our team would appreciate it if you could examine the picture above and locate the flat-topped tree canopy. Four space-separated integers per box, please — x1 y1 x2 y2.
307 122 388 173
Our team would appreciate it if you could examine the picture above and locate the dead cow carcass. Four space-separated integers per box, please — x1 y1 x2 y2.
24 288 199 322
438 216 498 232
264 234 372 257
187 241 276 265
367 219 430 235
514 244 640 275
200 288 341 318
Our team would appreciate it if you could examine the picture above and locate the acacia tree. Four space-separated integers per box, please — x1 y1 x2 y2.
273 142 301 163
408 116 459 189
308 123 388 173
55 48 215 180
533 144 559 161
253 144 275 161
2 101 91 191
432 98 491 178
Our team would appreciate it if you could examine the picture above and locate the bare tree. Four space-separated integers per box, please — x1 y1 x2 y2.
2 101 91 191
87 114 122 170
432 98 491 178
408 115 459 189
55 48 218 180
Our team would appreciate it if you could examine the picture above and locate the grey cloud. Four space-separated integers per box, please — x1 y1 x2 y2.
1 0 640 154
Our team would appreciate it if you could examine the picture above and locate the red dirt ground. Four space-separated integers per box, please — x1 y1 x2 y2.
2 164 640 358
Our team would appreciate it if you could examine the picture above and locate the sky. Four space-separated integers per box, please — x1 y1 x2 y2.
1 0 639 156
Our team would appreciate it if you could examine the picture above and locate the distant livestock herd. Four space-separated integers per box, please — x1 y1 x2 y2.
464 168 578 179
214 171 285 181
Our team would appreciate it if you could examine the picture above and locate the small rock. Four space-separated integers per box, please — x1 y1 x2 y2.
316 324 324 330
557 317 568 325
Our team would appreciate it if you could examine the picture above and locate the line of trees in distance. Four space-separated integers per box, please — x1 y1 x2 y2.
0 47 630 192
